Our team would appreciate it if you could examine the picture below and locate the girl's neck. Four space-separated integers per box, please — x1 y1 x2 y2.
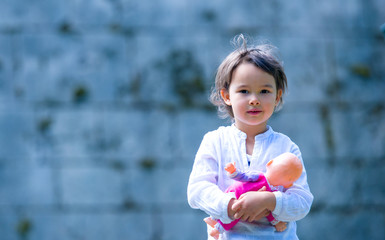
235 122 268 139
246 136 255 155
235 123 268 156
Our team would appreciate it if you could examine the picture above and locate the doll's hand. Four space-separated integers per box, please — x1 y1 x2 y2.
225 162 236 174
204 217 218 228
204 217 220 239
231 186 276 222
274 221 287 232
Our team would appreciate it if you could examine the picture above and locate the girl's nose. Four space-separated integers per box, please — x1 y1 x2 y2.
249 95 260 105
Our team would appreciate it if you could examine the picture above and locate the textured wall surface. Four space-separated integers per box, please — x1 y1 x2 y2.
0 0 384 239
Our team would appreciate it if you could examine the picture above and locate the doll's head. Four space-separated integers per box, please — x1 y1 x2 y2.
265 152 303 188
210 34 287 119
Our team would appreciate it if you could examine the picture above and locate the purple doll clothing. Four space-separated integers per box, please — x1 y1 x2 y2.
218 171 279 231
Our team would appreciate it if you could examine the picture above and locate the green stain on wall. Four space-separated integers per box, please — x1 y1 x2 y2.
162 49 207 108
201 10 217 22
58 21 77 35
350 64 371 78
139 157 157 170
319 104 336 166
37 117 52 134
73 85 89 104
16 219 32 238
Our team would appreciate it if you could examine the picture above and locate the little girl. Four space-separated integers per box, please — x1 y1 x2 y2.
187 35 313 240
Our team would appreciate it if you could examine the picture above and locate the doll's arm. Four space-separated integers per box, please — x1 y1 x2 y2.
225 162 262 182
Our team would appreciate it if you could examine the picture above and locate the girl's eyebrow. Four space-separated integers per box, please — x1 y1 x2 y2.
263 84 274 88
236 84 274 88
236 84 249 88
234 84 275 89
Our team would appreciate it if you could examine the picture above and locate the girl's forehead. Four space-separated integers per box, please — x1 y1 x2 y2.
233 62 274 78
231 65 276 87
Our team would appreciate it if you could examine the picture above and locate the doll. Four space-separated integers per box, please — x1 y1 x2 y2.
204 152 303 240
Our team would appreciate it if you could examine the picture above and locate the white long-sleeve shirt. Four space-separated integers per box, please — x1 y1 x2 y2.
187 125 313 240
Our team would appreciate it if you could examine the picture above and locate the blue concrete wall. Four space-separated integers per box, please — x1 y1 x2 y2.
0 0 384 239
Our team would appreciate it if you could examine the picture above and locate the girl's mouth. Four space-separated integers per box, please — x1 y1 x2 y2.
247 110 262 115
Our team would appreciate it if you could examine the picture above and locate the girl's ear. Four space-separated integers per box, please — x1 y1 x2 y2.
220 89 231 106
275 89 283 105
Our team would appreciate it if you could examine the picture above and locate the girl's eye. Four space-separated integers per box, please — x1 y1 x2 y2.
239 90 249 94
261 89 270 94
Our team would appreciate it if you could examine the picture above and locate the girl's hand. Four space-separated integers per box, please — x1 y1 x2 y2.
231 187 276 222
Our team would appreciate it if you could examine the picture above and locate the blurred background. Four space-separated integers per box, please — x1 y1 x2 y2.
0 0 384 239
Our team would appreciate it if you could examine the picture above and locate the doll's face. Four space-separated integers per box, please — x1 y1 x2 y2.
265 153 302 188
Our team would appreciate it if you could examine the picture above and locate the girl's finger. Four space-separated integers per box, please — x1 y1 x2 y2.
233 211 242 219
248 215 256 222
238 192 247 200
231 199 243 211
241 215 250 222
258 186 266 192
234 206 247 220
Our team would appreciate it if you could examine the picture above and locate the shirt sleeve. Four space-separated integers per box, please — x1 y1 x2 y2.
187 132 235 224
271 147 314 222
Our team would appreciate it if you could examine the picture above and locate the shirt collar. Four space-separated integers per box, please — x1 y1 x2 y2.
231 124 273 141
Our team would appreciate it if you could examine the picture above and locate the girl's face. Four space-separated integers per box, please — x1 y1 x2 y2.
221 62 282 135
